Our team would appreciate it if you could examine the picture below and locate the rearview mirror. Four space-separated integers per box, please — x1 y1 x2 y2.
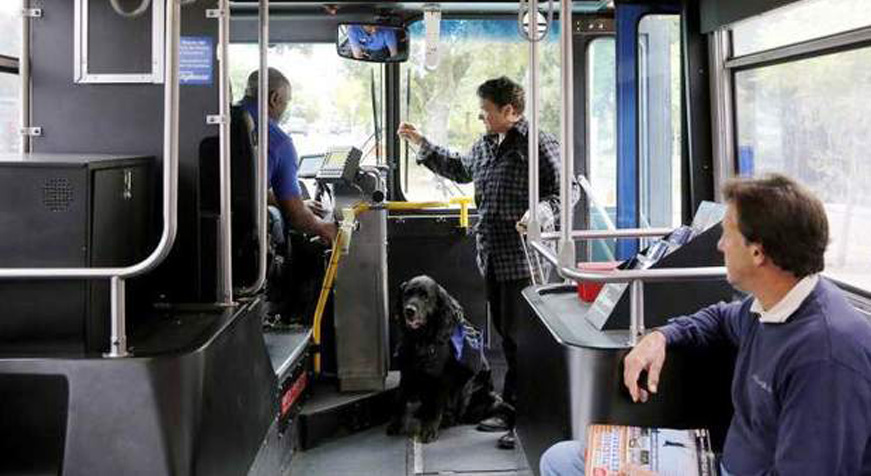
337 23 409 63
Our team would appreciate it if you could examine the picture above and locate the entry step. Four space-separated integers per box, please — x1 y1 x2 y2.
263 325 311 381
298 371 400 450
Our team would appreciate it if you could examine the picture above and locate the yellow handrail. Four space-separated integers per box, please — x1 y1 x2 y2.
311 228 344 374
378 198 474 228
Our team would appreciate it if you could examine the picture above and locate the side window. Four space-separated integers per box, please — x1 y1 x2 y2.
399 19 562 203
0 73 19 154
0 3 20 58
228 43 383 162
586 37 616 224
0 3 21 154
731 0 871 57
730 0 871 291
638 15 682 228
586 36 617 259
734 47 871 290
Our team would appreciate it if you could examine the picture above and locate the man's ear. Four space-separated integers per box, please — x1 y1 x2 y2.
268 90 279 108
751 243 766 266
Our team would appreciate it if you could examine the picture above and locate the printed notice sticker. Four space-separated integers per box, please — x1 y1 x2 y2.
180 36 213 85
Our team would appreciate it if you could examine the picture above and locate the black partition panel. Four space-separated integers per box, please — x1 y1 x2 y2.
0 374 69 474
387 213 487 341
30 0 221 303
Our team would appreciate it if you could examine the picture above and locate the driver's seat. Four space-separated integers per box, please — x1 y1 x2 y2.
198 105 263 296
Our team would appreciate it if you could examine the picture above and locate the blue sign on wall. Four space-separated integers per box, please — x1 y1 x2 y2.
179 36 213 85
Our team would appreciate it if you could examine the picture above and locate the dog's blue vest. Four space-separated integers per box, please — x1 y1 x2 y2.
450 323 485 372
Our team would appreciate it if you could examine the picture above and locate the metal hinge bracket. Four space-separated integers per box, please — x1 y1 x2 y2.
22 8 43 18
206 9 226 19
20 126 43 137
206 115 226 125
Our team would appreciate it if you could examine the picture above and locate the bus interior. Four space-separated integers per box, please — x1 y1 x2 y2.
0 0 870 475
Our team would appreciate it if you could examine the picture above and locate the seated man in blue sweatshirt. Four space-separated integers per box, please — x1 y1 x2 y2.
541 174 871 475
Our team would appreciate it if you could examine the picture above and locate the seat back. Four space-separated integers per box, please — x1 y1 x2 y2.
197 105 261 294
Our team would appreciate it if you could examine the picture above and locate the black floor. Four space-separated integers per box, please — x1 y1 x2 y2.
290 348 530 476
291 423 532 476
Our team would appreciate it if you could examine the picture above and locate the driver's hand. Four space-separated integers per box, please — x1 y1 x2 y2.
305 199 327 218
317 221 338 245
397 122 424 147
622 331 667 403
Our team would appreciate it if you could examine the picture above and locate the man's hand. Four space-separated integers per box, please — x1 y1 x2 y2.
397 122 424 147
623 331 667 403
305 199 327 218
317 221 338 244
516 203 555 234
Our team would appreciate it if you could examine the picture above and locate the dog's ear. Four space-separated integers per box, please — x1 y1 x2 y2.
441 284 465 323
435 283 464 343
393 281 408 323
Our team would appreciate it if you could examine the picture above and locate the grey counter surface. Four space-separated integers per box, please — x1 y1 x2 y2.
522 284 632 350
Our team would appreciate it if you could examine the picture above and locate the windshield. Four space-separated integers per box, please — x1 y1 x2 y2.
229 43 383 164
400 19 563 203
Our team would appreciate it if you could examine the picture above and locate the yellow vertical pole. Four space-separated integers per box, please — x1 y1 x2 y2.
312 229 343 373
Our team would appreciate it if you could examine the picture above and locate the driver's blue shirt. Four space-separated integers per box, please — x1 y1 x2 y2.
239 97 302 200
347 26 397 53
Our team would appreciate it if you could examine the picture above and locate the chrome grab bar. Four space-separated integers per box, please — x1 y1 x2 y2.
0 0 183 357
557 0 575 268
20 0 31 153
238 0 269 296
216 0 234 304
540 228 672 241
525 0 541 241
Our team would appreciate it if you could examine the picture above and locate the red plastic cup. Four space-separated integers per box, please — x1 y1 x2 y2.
576 261 619 303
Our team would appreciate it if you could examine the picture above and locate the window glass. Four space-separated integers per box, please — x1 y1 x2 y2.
0 2 21 58
731 0 871 57
228 43 383 162
586 37 616 211
638 15 682 228
0 73 19 154
586 37 617 259
735 46 871 290
400 19 562 203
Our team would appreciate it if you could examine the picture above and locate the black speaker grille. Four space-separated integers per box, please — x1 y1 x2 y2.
43 178 74 212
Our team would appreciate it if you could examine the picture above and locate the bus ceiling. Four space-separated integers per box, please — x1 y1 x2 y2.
226 0 809 36
227 1 616 43
225 0 805 21
227 1 615 19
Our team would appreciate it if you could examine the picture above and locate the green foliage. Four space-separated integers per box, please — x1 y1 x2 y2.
406 20 563 150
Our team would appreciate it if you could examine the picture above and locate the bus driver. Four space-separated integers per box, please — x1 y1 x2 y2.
238 68 337 244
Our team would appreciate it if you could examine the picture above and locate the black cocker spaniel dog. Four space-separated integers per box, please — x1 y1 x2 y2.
387 275 501 443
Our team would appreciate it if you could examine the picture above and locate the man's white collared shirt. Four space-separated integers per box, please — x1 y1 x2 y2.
750 274 820 324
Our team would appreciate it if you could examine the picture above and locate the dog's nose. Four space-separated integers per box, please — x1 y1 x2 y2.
404 306 416 319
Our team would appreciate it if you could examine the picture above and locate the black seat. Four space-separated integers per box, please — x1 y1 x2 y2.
198 106 261 292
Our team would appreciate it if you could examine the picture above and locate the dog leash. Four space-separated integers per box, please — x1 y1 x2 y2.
519 230 546 286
